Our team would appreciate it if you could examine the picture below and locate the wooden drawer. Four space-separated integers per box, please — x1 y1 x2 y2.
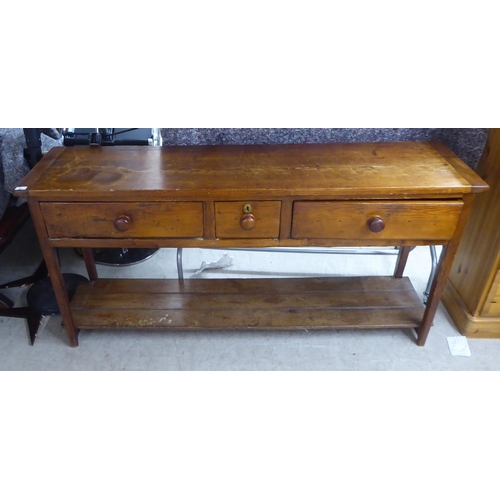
483 268 500 316
291 201 463 241
215 201 281 238
41 202 204 238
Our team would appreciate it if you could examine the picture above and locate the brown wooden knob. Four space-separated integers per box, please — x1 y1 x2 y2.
240 213 256 231
114 215 131 232
367 216 385 233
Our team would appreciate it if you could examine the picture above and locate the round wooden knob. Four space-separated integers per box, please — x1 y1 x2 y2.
114 215 131 232
240 213 256 231
367 216 385 233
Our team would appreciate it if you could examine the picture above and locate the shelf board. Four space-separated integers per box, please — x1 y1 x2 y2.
70 276 425 332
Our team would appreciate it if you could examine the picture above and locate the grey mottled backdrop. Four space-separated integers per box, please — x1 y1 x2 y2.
160 128 488 170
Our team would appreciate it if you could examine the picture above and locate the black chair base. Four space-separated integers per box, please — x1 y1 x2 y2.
1 261 88 345
27 273 89 315
0 261 48 345
0 303 43 346
77 247 159 266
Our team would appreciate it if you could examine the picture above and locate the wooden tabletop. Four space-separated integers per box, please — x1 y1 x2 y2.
15 142 488 201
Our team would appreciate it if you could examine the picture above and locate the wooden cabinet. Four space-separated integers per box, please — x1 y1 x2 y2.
15 142 488 348
442 129 500 337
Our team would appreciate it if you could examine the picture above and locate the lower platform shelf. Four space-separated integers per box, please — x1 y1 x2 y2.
70 276 425 331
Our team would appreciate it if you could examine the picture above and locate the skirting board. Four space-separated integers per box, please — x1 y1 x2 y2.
442 281 500 338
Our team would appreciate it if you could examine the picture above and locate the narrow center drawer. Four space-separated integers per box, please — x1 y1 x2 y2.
41 202 204 238
215 201 281 238
291 200 463 241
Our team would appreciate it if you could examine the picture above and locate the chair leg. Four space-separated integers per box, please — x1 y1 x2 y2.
26 308 43 345
0 261 48 345
0 306 43 345
0 292 14 308
0 260 48 290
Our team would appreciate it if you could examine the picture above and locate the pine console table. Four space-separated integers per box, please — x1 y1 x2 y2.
15 142 488 347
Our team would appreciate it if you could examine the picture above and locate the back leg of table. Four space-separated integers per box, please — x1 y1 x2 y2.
394 246 412 278
82 248 98 281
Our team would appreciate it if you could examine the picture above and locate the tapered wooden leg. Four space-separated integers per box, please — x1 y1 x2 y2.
82 248 98 281
394 246 412 278
44 247 80 346
27 199 79 347
415 246 451 346
415 194 476 346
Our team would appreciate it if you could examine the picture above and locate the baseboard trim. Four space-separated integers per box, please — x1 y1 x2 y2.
442 281 500 338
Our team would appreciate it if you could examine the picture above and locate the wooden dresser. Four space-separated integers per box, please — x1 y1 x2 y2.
442 129 500 337
15 142 488 347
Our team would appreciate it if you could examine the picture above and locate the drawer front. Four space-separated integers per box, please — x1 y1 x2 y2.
483 269 500 316
41 202 204 238
215 201 281 238
291 201 463 240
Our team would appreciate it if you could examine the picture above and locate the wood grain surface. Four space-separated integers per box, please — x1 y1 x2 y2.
16 142 488 202
446 129 500 317
13 141 489 347
215 201 281 238
71 277 425 331
41 202 203 238
291 200 463 241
